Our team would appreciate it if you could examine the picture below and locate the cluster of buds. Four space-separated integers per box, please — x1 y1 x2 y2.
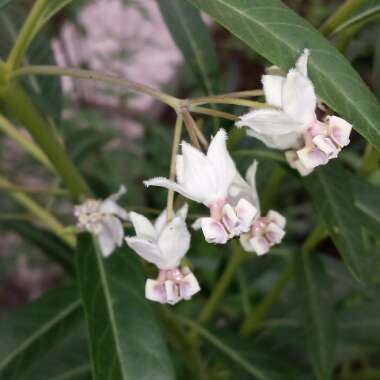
200 198 257 244
286 116 351 176
240 210 286 255
146 267 200 305
74 186 128 257
74 199 104 235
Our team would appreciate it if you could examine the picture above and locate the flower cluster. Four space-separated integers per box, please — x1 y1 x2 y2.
236 49 352 176
74 49 353 305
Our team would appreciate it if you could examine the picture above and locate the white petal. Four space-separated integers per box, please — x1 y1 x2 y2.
222 203 240 236
249 236 270 256
103 216 124 247
107 185 127 202
191 218 203 231
129 211 156 240
180 272 201 300
240 233 256 253
181 142 220 204
313 135 339 159
158 217 190 269
100 200 128 220
144 177 195 201
295 49 310 77
245 161 260 208
201 217 228 244
145 279 166 304
266 65 285 76
164 280 180 305
237 109 304 150
97 230 116 258
297 147 328 169
125 237 164 268
176 203 189 220
267 210 286 229
154 209 168 236
235 198 258 230
282 69 316 125
285 151 313 176
176 154 184 183
262 75 285 108
266 222 285 244
327 116 352 147
206 129 237 199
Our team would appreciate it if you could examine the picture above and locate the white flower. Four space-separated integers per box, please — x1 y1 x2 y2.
236 49 352 176
125 204 200 305
74 186 128 257
144 129 236 207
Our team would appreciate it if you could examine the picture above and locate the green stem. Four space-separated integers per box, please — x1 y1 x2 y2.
240 223 326 335
189 97 269 109
190 106 239 121
0 81 89 197
166 115 183 221
161 307 207 380
319 0 365 36
0 113 54 172
0 175 75 247
12 65 180 109
190 89 263 104
197 242 246 325
7 0 49 69
178 316 268 380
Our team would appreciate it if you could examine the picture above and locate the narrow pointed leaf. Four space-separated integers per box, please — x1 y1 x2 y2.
75 234 174 380
0 285 82 380
304 163 373 282
295 251 336 380
187 0 380 150
157 0 219 94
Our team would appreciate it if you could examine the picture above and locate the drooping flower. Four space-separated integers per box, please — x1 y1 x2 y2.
230 161 286 255
144 129 236 206
74 186 128 257
125 204 200 305
145 129 243 244
236 49 352 176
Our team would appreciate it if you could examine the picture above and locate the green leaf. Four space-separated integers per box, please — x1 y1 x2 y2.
331 1 380 36
0 285 82 380
75 234 175 380
157 0 220 94
295 251 336 380
0 220 75 275
304 163 372 282
186 0 380 150
24 323 90 380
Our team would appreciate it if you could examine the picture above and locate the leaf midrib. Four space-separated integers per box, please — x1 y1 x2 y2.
94 243 127 380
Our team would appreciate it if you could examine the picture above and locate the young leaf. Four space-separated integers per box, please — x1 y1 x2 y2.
295 251 336 380
186 0 380 150
304 163 372 283
75 234 175 380
157 0 220 94
0 285 82 380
